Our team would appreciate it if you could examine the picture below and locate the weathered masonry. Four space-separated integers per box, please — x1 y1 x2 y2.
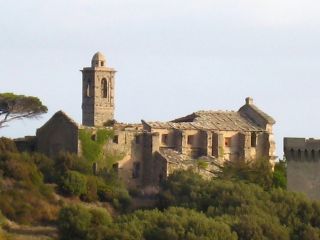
82 52 115 127
143 98 276 163
284 138 320 199
16 52 277 190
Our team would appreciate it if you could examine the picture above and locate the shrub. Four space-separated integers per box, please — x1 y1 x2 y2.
54 153 92 176
159 170 320 240
0 184 58 224
0 137 17 153
58 205 112 240
60 170 87 196
89 207 112 226
0 210 5 226
58 205 92 240
273 160 287 189
0 152 44 186
217 157 273 190
31 153 56 182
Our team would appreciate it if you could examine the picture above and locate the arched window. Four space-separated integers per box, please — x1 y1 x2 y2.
86 83 90 97
304 149 308 160
298 149 301 160
101 78 108 98
311 150 315 160
290 149 295 160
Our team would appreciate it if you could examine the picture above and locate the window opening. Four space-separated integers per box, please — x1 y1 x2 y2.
101 79 108 98
311 150 315 160
187 135 195 145
113 135 119 144
298 149 301 160
162 134 168 145
251 133 257 147
225 137 231 147
132 162 141 178
86 83 90 97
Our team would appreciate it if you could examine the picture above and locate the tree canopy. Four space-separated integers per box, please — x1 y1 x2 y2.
0 92 47 127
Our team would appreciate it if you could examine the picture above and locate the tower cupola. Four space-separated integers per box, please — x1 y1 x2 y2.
91 51 107 68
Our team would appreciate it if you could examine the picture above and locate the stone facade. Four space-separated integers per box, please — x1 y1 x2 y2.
143 98 276 163
284 138 320 199
36 111 80 158
82 52 115 127
18 52 277 190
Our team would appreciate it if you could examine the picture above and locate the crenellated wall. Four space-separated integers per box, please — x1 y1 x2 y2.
284 137 320 199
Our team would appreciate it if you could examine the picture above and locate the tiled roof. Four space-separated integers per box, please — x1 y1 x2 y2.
239 104 276 124
146 111 263 132
158 148 190 163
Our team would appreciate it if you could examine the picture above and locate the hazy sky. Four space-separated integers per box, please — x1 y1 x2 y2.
1 0 320 157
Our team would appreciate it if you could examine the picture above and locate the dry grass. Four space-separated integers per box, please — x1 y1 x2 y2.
2 221 58 240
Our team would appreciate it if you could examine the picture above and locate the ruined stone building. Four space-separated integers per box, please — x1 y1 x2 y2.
16 52 277 189
284 138 320 199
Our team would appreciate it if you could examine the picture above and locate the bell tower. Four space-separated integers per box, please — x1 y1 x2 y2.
81 52 116 126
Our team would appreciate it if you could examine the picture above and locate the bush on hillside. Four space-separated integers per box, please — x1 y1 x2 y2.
54 153 93 176
0 137 17 153
58 205 92 240
60 170 87 196
58 206 236 240
58 205 112 240
159 170 320 240
0 152 44 186
273 160 287 189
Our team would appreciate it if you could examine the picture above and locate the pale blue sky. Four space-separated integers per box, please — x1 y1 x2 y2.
1 0 320 158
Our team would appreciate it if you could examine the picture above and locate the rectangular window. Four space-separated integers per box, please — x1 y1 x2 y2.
132 162 141 179
135 135 140 144
113 135 119 144
225 137 231 147
251 133 257 147
161 134 168 145
112 163 119 173
187 135 195 145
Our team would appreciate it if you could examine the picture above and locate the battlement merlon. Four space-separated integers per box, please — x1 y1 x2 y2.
284 137 320 162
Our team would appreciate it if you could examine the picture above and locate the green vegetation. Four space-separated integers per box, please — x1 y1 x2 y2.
217 157 285 190
79 128 123 171
60 170 87 196
159 170 320 240
58 204 237 240
58 205 112 240
0 92 47 128
273 159 287 189
78 128 113 163
1 135 320 240
0 138 59 225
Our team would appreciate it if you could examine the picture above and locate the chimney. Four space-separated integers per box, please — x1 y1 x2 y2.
245 97 253 105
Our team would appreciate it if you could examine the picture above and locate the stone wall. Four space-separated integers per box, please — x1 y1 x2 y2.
284 137 320 199
14 136 37 152
149 127 269 163
36 111 79 158
105 129 144 188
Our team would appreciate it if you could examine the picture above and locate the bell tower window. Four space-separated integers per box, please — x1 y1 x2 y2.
86 83 90 97
101 78 108 98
